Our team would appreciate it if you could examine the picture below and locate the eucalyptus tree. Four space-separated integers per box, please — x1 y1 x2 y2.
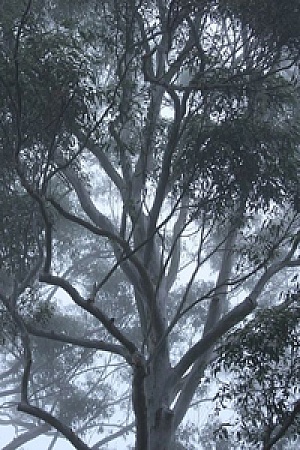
0 1 300 449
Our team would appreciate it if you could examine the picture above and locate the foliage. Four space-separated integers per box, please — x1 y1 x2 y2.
220 0 300 55
176 77 300 214
0 186 41 278
212 291 300 448
0 0 97 192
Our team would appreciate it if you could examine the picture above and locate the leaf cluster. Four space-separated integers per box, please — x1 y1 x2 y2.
0 182 42 278
212 293 300 445
0 2 96 187
176 77 300 214
220 0 300 56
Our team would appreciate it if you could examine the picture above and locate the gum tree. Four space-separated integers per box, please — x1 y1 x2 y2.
0 1 300 449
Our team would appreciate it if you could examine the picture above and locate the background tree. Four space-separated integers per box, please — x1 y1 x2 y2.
0 1 300 449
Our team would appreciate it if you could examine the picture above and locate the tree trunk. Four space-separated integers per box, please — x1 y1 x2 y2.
133 345 175 450
146 373 174 450
148 409 174 450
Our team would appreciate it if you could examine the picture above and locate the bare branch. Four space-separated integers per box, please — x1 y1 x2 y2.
77 131 125 193
164 197 188 292
17 403 91 450
170 296 256 383
57 163 147 291
26 323 131 361
144 90 184 270
39 273 137 355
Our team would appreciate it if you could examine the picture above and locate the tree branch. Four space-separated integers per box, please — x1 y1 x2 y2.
174 243 299 383
39 273 137 355
17 403 91 450
91 422 135 449
146 89 182 250
264 399 300 450
57 163 150 293
164 197 188 292
171 222 238 427
170 296 256 383
171 239 299 426
47 196 158 322
76 131 125 193
0 292 32 405
2 423 50 450
26 323 131 361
